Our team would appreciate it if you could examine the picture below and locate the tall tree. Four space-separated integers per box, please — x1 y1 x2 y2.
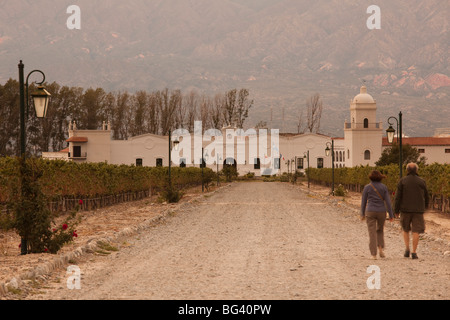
184 90 198 132
113 91 131 140
102 91 117 129
131 90 148 136
211 93 224 130
375 143 427 166
223 89 237 127
234 88 253 128
0 79 20 156
53 86 84 151
199 94 213 132
79 88 106 130
147 92 159 135
158 89 181 135
255 121 267 129
174 92 186 131
306 93 323 133
296 108 305 134
0 80 257 154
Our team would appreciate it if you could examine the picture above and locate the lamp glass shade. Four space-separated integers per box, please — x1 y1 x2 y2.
386 126 395 144
325 146 331 157
173 138 180 151
31 86 51 118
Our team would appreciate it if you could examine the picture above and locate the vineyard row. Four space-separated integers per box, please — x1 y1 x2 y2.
0 157 215 215
306 163 450 213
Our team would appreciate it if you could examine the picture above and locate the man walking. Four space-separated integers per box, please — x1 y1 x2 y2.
394 163 429 259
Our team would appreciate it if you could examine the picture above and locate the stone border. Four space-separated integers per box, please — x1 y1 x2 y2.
0 183 232 298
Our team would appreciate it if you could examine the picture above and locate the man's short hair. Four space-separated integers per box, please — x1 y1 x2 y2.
406 163 418 174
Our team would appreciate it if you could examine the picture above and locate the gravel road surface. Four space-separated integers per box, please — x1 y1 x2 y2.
27 181 450 300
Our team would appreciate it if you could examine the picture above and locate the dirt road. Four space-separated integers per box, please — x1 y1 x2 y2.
27 181 449 300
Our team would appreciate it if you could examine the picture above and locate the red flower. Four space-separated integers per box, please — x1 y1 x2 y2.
18 243 21 248
62 224 68 230
72 230 78 238
44 248 48 252
53 228 57 232
78 199 83 205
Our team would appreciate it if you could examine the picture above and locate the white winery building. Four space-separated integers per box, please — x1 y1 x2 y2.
43 86 450 173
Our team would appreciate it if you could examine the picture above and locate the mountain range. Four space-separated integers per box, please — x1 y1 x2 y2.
0 0 449 137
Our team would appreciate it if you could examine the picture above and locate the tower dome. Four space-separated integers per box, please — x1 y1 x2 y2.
353 86 375 104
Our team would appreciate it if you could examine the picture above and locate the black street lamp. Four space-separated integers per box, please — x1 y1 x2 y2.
19 60 51 156
325 140 335 195
292 157 296 184
18 60 51 255
168 130 180 186
303 150 310 189
216 153 222 187
201 147 205 192
386 112 403 178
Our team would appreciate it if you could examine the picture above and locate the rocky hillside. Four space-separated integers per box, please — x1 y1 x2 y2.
0 0 448 136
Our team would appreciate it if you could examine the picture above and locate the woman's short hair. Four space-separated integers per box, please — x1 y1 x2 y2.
369 170 386 182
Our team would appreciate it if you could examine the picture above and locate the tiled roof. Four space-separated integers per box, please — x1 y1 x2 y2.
66 136 88 142
382 137 450 146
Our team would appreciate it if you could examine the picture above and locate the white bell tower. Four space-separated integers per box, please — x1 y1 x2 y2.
344 86 382 167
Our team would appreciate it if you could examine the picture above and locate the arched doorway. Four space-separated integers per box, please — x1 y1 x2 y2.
223 157 237 169
223 157 237 181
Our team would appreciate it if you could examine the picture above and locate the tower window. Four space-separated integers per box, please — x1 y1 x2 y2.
364 118 369 128
364 150 371 160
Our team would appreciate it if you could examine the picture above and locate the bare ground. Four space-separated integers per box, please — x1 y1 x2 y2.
1 181 449 300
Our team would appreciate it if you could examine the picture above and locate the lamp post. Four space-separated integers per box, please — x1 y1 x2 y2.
303 150 310 189
293 157 296 184
216 153 222 186
386 112 403 178
325 140 335 195
19 61 51 156
201 147 205 192
168 130 179 186
18 60 51 255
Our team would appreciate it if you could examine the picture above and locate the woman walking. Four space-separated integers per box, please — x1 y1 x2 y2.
361 170 394 259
